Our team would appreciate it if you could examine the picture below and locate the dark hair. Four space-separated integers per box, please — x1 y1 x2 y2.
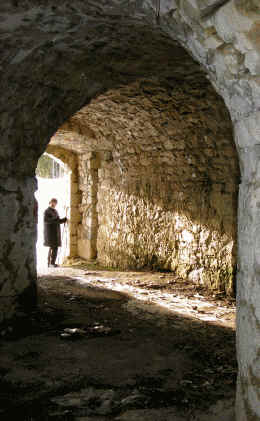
49 198 58 204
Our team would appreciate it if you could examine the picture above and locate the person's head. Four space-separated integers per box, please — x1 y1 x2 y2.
49 198 58 208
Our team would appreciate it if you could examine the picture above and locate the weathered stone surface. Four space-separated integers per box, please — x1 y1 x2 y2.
78 152 99 260
55 76 239 295
0 176 37 323
0 0 260 420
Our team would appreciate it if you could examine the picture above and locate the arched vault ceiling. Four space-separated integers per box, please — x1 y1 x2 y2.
51 66 239 187
0 0 253 176
47 23 234 165
0 13 212 175
52 74 232 156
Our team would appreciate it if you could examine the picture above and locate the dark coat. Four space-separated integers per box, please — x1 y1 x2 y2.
44 207 66 247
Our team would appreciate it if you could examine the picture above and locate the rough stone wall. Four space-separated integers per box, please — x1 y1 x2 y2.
234 118 260 421
0 1 260 419
70 79 239 296
97 165 237 294
0 177 37 325
78 152 99 260
157 0 260 121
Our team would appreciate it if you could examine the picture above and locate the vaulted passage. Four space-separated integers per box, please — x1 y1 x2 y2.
51 65 240 295
1 1 260 420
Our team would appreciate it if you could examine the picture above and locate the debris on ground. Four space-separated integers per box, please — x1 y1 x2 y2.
0 264 236 420
60 324 113 339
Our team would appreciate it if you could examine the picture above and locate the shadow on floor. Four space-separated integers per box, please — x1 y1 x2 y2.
0 272 236 421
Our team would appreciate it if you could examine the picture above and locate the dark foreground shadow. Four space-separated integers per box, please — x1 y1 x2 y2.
0 273 236 421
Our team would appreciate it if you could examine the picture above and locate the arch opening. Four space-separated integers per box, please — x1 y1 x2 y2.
0 19 239 299
2 2 260 419
48 51 240 297
0 15 240 346
35 148 81 272
35 152 71 270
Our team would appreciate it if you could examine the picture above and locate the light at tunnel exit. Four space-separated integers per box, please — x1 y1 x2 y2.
35 175 70 271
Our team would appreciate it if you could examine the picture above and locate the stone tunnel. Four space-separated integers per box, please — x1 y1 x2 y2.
0 1 260 420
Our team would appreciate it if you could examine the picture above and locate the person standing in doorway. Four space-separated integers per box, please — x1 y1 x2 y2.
44 198 67 267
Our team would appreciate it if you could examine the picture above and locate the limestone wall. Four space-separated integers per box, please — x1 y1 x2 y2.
78 152 99 260
0 1 260 419
96 161 238 296
75 80 239 295
0 177 37 325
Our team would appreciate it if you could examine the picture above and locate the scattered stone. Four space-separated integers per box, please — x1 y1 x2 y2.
60 327 87 339
120 392 146 409
60 332 73 339
88 325 112 335
51 387 118 416
64 328 86 335
60 324 113 339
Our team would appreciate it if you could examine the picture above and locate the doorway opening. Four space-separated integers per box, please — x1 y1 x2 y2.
35 152 71 271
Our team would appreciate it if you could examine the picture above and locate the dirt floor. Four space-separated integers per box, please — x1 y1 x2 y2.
0 260 237 420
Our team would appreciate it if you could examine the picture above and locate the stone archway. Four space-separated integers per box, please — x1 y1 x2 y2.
45 145 81 260
51 77 240 297
0 1 260 420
